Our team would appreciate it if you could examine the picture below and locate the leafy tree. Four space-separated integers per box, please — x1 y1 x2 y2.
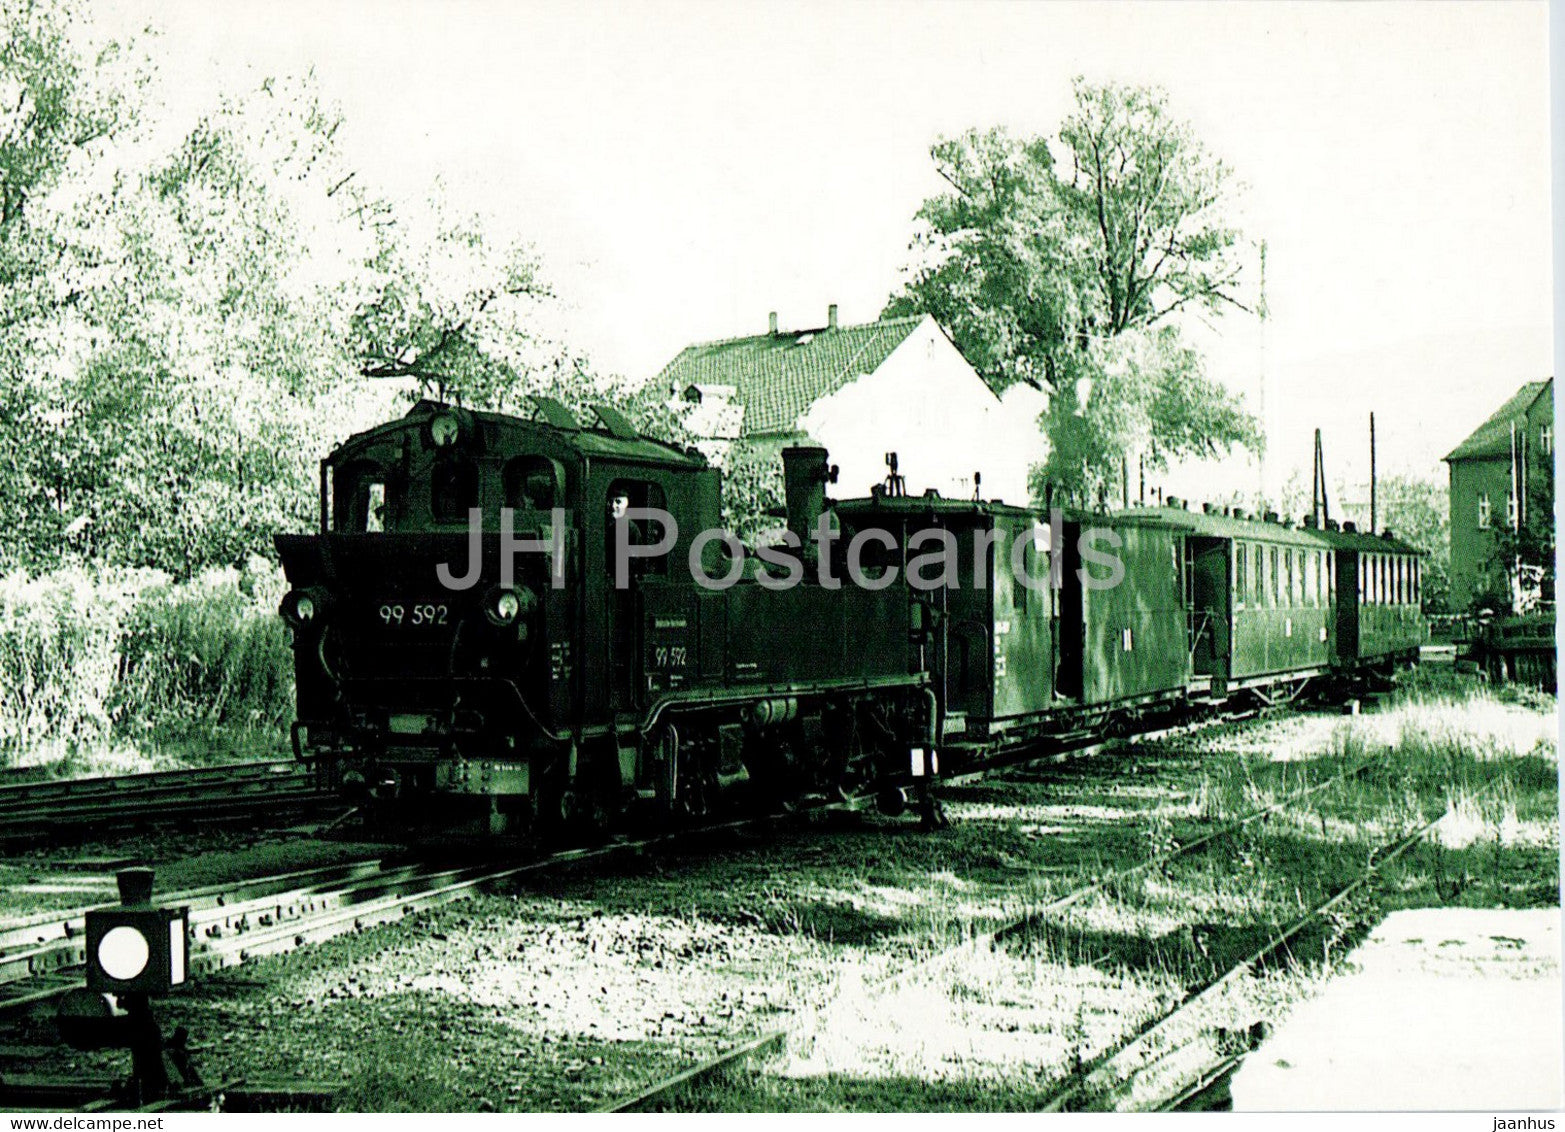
719 441 786 547
0 0 145 563
888 79 1261 505
23 73 392 576
1371 473 1452 614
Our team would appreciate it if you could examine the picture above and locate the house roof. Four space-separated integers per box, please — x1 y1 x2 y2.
1444 379 1553 462
653 315 926 437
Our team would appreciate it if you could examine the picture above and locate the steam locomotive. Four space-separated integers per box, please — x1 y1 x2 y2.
275 397 1426 835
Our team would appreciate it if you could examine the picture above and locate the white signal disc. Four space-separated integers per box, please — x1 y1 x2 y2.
99 926 150 981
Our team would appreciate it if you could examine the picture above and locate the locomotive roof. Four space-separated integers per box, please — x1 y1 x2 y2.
332 398 709 470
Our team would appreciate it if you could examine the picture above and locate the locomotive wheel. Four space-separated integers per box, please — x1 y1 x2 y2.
875 785 909 817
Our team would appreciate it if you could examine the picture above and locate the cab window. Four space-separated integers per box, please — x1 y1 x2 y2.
335 460 394 533
606 478 669 576
505 456 562 512
431 458 479 524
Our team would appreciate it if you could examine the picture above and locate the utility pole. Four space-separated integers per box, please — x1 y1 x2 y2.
1369 412 1377 534
1312 428 1330 527
1257 240 1269 505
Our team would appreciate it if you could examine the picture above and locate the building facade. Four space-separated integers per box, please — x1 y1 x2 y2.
1443 378 1554 611
653 308 1050 507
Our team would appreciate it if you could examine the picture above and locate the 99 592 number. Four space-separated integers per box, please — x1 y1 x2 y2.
379 603 448 626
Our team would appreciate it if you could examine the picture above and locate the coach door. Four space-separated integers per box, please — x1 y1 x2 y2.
1188 536 1231 690
990 516 1054 718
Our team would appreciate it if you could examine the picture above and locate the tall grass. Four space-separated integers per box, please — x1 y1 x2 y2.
0 558 293 770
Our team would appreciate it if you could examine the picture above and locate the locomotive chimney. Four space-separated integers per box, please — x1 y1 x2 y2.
768 311 779 336
781 446 831 557
827 303 839 330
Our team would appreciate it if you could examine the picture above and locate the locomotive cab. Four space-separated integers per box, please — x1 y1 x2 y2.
275 396 717 834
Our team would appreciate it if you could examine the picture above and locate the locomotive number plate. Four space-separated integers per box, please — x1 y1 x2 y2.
378 602 450 627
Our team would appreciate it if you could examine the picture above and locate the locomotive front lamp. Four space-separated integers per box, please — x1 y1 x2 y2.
430 412 461 448
484 584 536 627
281 587 329 628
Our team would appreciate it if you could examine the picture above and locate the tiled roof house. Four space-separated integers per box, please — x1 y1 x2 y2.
653 307 1050 505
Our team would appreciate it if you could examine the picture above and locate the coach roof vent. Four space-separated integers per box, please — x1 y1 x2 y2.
1202 502 1214 514
1166 496 1181 509
1342 521 1358 533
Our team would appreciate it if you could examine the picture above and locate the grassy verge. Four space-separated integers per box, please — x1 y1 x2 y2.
667 677 1558 1111
0 559 291 776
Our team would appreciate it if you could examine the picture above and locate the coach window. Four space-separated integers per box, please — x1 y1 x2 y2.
1303 551 1315 608
1282 549 1293 608
1251 545 1263 606
1267 547 1278 607
1234 543 1248 608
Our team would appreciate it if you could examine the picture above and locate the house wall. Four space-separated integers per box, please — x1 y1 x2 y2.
795 317 1049 505
1447 390 1554 611
1448 456 1511 610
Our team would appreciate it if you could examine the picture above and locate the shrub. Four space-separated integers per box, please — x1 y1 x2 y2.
0 561 293 764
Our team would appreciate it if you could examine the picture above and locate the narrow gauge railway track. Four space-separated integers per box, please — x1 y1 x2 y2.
3 700 1323 1108
595 731 1368 1113
0 761 331 844
1039 791 1487 1114
1 697 1283 1003
0 797 903 1026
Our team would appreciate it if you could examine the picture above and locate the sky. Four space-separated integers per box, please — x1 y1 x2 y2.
99 0 1554 504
